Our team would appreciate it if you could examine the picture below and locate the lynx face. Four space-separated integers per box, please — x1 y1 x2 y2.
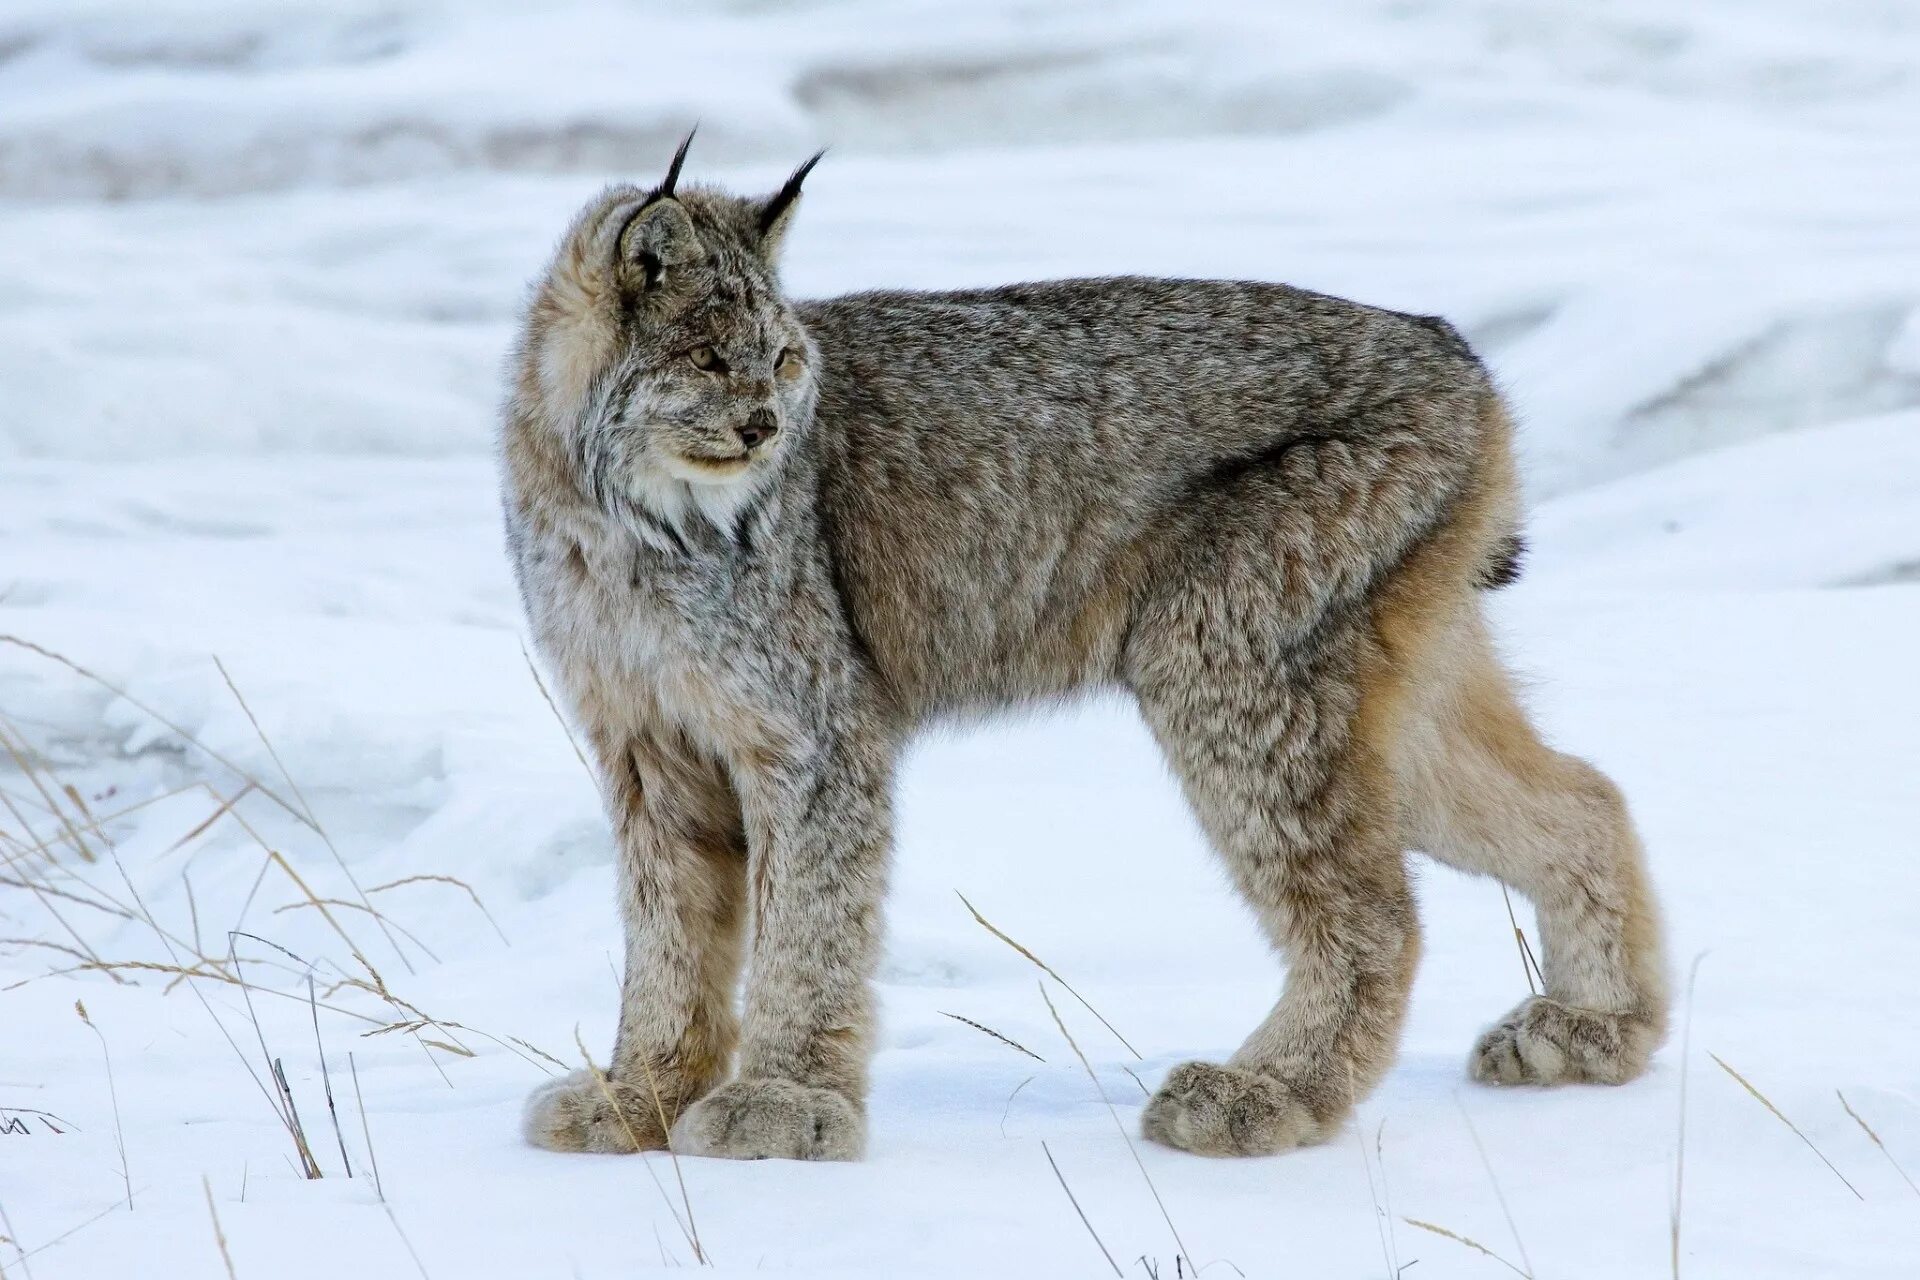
599 200 815 498
524 142 822 526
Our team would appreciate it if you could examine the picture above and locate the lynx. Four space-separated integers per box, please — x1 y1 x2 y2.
500 136 1667 1162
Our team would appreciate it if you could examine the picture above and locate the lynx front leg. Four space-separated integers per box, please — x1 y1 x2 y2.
1131 612 1419 1157
524 732 747 1153
671 737 892 1161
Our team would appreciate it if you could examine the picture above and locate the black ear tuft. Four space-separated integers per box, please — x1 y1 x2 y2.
610 130 699 277
654 127 696 203
758 148 826 238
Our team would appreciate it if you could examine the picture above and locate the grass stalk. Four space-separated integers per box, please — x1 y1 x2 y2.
940 1011 1046 1062
309 975 352 1176
212 655 416 975
349 1053 384 1201
1498 886 1542 995
1710 1052 1862 1200
1038 980 1191 1272
1454 1096 1532 1278
1354 1112 1396 1280
0 1195 30 1280
960 891 1140 1059
520 642 593 780
72 1000 129 1209
270 1057 323 1180
1671 952 1705 1279
1042 1140 1123 1278
383 1204 432 1279
226 932 322 1178
0 635 305 823
571 1029 706 1265
366 874 509 947
633 1052 705 1267
203 1176 237 1279
1402 1218 1529 1278
1837 1090 1920 1198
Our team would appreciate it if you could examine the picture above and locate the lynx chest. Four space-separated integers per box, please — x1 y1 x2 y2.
518 513 815 765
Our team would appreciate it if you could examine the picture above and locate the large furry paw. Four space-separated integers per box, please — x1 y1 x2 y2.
522 1069 667 1153
669 1078 864 1161
1470 996 1660 1086
1141 1061 1327 1157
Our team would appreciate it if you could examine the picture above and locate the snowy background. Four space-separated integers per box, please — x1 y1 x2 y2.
3 2 1919 1276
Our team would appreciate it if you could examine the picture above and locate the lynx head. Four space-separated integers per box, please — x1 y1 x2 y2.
513 133 822 527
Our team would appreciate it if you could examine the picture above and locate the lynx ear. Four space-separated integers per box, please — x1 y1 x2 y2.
613 130 702 292
756 149 825 262
617 198 702 293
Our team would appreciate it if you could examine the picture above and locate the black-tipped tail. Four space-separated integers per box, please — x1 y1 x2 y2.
1478 532 1527 590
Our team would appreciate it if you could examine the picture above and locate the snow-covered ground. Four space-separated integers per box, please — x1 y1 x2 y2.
3 3 1918 1277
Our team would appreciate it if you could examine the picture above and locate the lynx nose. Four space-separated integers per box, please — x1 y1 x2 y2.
736 409 778 451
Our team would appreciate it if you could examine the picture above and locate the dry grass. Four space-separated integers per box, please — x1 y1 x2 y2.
350 1052 384 1201
1670 952 1706 1279
203 1175 238 1280
272 897 442 965
309 975 353 1177
1497 886 1543 996
0 1107 74 1136
1837 1090 1920 1199
0 719 101 865
939 1010 1046 1062
520 642 593 779
1042 1139 1123 1278
0 635 572 1259
571 1029 708 1266
4 1194 131 1274
227 933 323 1179
0 1196 29 1280
1355 1114 1400 1280
367 875 510 947
1710 1052 1863 1200
1402 1217 1530 1278
1037 979 1193 1274
1455 1096 1532 1278
0 635 306 823
633 1054 704 1262
71 1000 129 1210
212 656 415 976
382 1204 433 1280
958 890 1140 1059
267 855 462 1083
999 1075 1036 1138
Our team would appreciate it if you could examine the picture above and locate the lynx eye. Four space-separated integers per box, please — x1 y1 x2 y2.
687 345 726 373
776 347 805 380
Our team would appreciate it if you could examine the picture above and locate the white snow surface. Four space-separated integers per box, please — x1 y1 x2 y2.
3 2 1918 1277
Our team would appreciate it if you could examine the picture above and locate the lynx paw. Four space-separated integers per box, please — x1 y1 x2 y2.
522 1069 666 1153
670 1078 864 1161
1470 996 1660 1086
1141 1061 1326 1157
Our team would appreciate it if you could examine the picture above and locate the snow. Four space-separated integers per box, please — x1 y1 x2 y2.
3 2 1918 1277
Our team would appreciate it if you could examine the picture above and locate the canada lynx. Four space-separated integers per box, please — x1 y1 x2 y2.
501 137 1667 1161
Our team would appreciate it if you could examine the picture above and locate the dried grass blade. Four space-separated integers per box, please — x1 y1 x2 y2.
959 891 1139 1059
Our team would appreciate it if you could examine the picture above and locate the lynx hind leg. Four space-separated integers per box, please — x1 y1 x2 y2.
1401 609 1668 1087
1130 609 1422 1157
